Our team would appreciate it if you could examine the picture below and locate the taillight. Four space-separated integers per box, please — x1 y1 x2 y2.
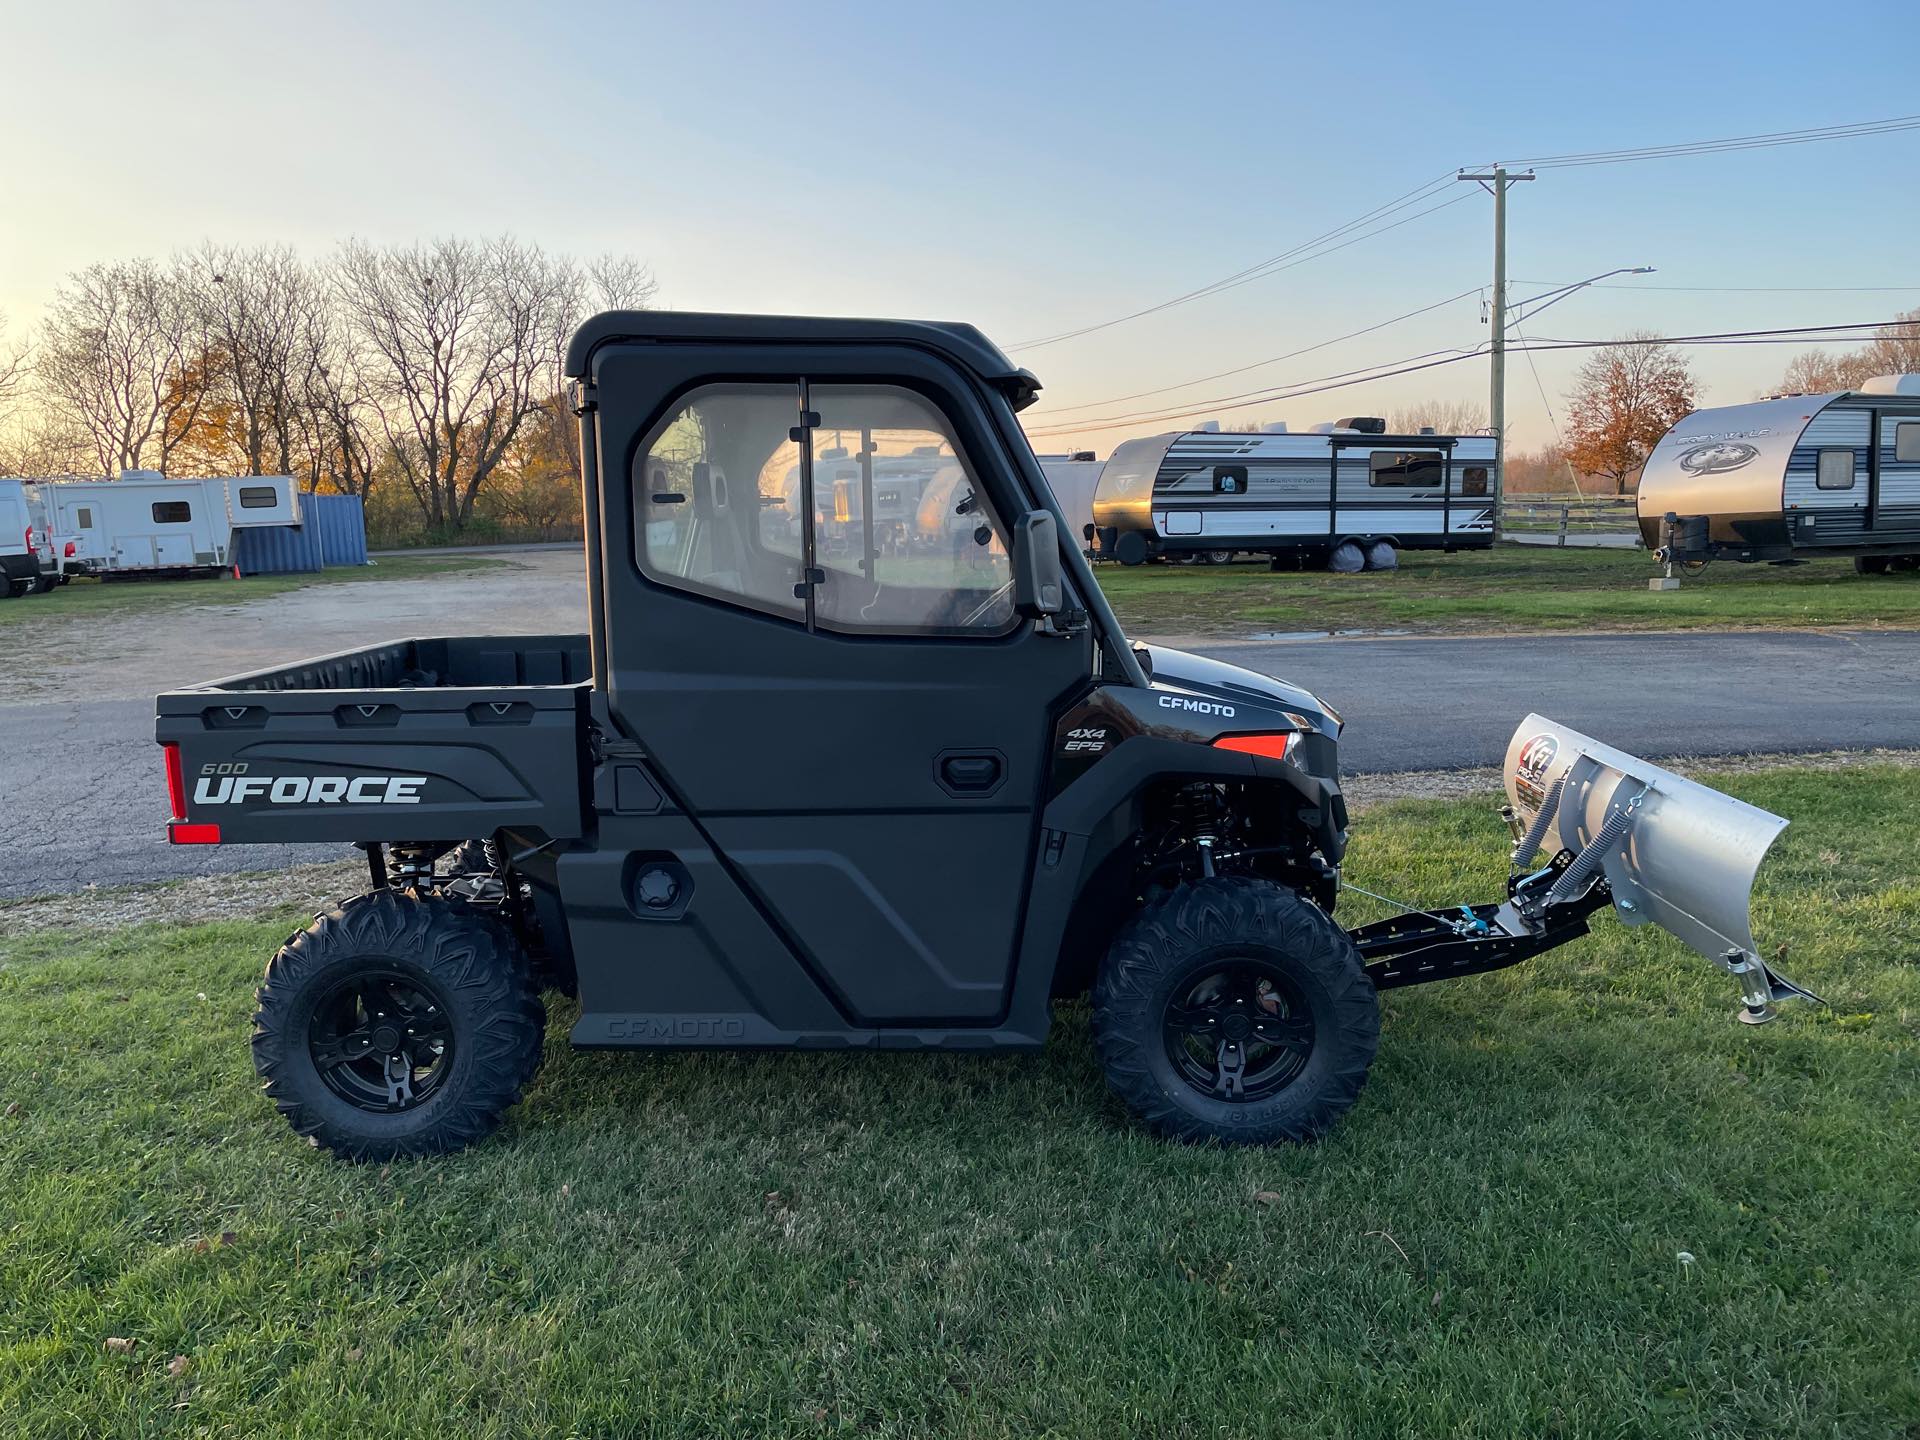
1213 732 1302 762
168 822 222 845
64 541 76 558
163 743 188 819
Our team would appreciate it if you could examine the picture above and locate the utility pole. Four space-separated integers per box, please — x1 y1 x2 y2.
1458 165 1534 523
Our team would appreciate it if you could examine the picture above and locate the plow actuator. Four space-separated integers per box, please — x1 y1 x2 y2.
1347 715 1821 1023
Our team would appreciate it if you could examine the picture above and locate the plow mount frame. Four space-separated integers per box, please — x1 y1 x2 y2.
1348 848 1612 991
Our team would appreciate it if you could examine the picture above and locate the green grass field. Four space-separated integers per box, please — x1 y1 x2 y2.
1 765 1916 1438
0 555 504 628
1097 545 1920 637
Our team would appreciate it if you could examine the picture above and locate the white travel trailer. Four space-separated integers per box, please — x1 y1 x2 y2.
1089 419 1498 568
41 472 302 577
0 478 56 597
1637 376 1920 572
1036 452 1102 548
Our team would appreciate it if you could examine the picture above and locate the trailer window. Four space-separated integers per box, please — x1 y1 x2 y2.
807 385 1015 636
1896 423 1920 464
633 383 805 621
237 486 279 509
152 501 192 523
1460 466 1489 496
1369 451 1444 487
1816 449 1856 490
76 507 93 527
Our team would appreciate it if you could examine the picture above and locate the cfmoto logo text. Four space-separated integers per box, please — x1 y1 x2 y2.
1158 695 1236 718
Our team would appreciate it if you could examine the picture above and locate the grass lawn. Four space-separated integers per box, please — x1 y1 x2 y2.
0 555 504 628
1097 544 1920 637
1 766 1916 1437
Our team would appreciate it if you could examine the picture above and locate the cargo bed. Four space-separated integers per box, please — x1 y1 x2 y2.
155 635 592 846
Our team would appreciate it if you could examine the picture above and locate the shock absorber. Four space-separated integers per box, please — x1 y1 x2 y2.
1172 782 1224 878
388 843 441 893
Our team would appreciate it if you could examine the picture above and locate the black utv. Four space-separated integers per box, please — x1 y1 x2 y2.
155 311 1793 1160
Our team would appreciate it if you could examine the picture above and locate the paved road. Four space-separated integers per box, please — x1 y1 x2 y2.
4 629 1916 900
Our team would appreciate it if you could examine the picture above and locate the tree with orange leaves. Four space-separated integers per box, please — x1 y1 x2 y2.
1562 333 1697 494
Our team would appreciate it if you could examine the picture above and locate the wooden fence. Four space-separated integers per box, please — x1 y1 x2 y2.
1498 495 1640 548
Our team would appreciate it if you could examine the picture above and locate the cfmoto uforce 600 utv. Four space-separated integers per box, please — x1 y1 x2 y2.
157 312 1811 1160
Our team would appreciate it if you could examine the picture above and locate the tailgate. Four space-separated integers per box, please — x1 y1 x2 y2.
156 680 589 846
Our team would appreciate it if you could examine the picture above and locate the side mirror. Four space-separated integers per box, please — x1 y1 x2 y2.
1010 510 1065 617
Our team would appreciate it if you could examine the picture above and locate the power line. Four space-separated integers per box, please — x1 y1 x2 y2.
1524 282 1920 294
1007 171 1462 350
1026 285 1485 419
1509 315 1584 496
1022 322 1908 439
1503 114 1920 170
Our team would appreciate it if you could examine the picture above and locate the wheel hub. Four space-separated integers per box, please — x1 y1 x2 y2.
1163 959 1316 1103
307 968 455 1113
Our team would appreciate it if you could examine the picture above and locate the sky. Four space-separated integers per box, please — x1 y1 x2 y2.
3 0 1918 456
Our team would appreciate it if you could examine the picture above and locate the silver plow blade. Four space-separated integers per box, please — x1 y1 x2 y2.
1503 714 1822 1023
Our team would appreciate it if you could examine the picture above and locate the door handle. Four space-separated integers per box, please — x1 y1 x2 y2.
938 751 1004 796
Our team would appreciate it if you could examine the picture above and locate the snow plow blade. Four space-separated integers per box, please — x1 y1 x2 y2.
1503 714 1820 1023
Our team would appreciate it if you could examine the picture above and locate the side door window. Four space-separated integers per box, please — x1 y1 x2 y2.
633 384 804 620
808 384 1015 635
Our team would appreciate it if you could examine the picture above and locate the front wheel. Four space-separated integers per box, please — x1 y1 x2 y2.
1092 877 1379 1145
251 891 545 1161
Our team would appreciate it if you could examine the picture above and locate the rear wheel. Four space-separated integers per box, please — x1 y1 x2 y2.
1092 877 1379 1145
30 574 56 594
252 891 545 1161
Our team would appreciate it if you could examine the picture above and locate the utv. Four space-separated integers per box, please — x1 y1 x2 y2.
156 311 1813 1160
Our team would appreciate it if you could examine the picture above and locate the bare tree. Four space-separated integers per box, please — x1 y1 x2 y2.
1563 334 1697 495
1772 348 1878 396
184 243 334 476
1858 306 1920 377
37 258 214 476
1771 308 1920 395
332 237 583 531
1389 398 1488 435
585 254 659 313
0 312 27 431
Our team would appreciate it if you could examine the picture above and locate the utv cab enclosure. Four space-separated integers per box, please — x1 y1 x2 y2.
157 311 1814 1161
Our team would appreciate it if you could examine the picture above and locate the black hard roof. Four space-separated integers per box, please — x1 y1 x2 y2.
564 310 1042 409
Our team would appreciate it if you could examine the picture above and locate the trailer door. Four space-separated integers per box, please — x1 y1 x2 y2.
1871 410 1920 538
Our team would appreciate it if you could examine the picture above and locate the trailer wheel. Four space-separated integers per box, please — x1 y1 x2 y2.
1855 556 1890 576
251 891 545 1161
1092 877 1379 1145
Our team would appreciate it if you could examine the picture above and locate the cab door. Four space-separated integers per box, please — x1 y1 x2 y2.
588 342 1090 1025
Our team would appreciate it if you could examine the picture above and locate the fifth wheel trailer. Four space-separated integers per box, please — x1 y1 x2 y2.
1089 421 1498 567
40 472 302 577
1637 374 1920 570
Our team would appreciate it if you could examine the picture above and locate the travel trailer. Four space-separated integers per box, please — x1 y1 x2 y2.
41 472 302 577
1088 420 1498 568
1638 376 1920 571
0 478 56 597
